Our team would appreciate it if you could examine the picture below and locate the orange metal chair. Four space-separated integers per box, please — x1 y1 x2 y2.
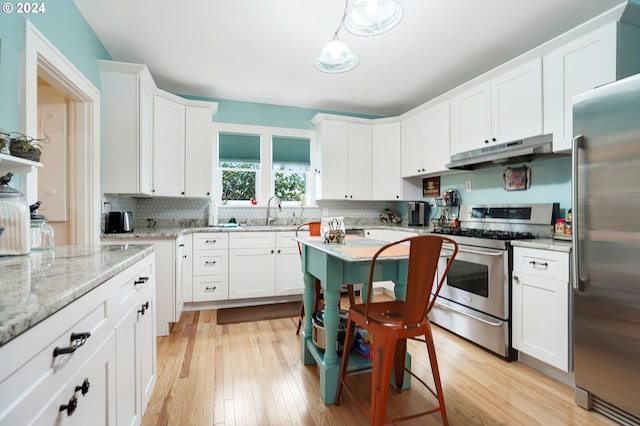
295 221 355 335
334 235 458 426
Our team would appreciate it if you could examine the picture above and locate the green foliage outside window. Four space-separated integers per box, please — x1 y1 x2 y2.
274 172 306 202
221 162 307 203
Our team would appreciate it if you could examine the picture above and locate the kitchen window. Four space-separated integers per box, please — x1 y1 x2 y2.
215 124 315 206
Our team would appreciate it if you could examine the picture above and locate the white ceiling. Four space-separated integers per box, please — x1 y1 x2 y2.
73 0 626 117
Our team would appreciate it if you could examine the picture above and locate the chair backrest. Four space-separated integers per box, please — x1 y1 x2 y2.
365 235 458 327
295 221 321 256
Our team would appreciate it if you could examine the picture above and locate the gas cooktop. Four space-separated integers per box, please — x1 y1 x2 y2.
432 227 535 241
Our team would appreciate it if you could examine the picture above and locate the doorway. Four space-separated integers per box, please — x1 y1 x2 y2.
22 21 101 245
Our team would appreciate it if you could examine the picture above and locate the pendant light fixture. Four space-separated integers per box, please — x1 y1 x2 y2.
315 0 403 73
315 0 359 73
345 0 404 36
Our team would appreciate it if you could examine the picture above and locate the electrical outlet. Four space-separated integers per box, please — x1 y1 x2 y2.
466 180 472 192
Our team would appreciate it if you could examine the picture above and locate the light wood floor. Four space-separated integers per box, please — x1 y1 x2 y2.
142 298 617 426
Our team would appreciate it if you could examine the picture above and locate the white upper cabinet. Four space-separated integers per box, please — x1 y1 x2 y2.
544 21 640 152
401 100 450 177
313 116 372 200
372 121 402 200
153 93 186 197
99 61 155 196
451 57 542 155
184 103 215 197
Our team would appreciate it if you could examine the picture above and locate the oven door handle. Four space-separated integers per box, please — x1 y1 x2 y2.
442 247 504 257
435 300 505 327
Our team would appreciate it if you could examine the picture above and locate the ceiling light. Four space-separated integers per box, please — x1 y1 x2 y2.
315 0 359 74
345 0 404 36
314 38 360 74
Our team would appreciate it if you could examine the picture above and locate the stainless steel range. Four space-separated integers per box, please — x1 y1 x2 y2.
429 203 559 360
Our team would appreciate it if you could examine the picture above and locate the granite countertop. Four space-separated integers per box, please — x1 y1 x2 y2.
100 223 433 240
0 244 154 347
511 238 573 252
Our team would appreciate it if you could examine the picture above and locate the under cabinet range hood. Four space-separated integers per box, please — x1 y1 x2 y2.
446 134 559 170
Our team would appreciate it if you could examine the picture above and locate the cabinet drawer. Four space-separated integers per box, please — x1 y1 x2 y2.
276 231 299 249
193 276 229 301
229 232 275 249
117 260 153 319
193 251 228 276
0 280 116 422
193 232 228 250
512 247 569 282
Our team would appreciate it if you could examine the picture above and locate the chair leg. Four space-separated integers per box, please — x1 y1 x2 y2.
346 284 356 306
335 317 357 405
370 334 395 426
295 301 305 335
424 324 448 426
393 339 407 391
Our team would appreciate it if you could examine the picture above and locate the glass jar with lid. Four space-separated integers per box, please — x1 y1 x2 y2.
30 201 55 250
0 172 30 256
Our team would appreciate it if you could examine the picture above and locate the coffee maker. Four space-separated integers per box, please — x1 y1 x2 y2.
407 201 429 226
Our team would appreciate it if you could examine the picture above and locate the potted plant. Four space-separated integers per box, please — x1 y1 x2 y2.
7 132 49 162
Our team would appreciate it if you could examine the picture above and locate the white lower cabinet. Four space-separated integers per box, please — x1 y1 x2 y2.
275 231 305 296
512 246 570 371
0 253 156 426
229 232 276 299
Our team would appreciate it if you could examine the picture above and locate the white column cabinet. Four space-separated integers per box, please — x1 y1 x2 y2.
372 122 402 200
400 112 427 177
313 116 372 200
450 57 542 155
543 21 640 151
99 61 155 196
184 104 215 198
512 246 570 372
153 93 186 197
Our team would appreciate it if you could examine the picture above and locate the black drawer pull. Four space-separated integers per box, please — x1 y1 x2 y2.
205 261 217 265
138 301 150 315
53 332 91 358
75 378 90 396
529 260 548 268
205 286 217 292
205 239 217 244
60 395 78 416
134 276 150 286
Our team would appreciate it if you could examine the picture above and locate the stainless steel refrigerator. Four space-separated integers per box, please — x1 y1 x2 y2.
572 73 640 425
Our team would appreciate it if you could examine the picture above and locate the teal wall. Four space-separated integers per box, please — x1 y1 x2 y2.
411 156 572 218
0 1 111 130
182 96 380 130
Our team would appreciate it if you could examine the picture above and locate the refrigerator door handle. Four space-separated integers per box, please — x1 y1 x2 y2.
572 135 586 291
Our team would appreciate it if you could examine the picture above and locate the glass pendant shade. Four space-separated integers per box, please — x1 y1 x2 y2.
345 0 404 36
314 38 360 73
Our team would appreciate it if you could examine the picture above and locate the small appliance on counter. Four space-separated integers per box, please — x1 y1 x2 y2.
104 211 134 234
0 172 30 256
407 201 429 226
30 201 54 250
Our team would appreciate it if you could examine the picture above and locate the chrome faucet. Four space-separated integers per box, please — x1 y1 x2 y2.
266 196 282 225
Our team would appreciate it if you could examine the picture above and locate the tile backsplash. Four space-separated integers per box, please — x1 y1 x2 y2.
104 196 403 229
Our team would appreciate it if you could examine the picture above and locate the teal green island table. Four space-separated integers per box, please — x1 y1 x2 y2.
292 235 412 405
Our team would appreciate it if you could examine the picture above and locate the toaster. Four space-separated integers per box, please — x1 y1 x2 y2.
104 211 134 234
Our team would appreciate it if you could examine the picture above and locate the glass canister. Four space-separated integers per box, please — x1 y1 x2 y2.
30 201 55 250
0 172 30 256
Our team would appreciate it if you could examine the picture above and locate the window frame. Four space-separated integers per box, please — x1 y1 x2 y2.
212 123 316 207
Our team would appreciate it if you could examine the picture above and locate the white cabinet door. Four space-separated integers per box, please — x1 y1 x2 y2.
491 57 543 144
512 271 569 371
450 81 492 154
181 233 193 303
400 112 426 177
184 104 214 198
116 305 141 426
99 61 155 196
175 235 185 324
138 282 157 411
153 95 186 197
315 120 348 199
512 247 570 371
228 248 275 299
544 23 617 152
346 122 372 200
423 100 451 174
372 122 402 200
275 246 304 296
